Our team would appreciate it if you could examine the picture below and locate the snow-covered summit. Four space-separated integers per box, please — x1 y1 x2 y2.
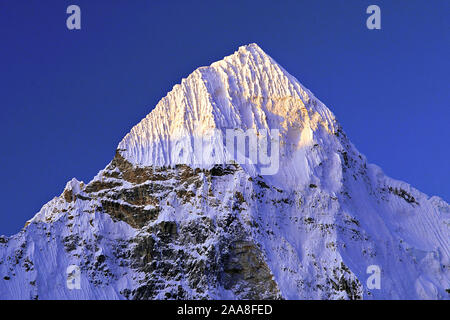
117 44 338 187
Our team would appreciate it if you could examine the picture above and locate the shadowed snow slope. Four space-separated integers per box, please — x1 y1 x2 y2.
0 44 448 300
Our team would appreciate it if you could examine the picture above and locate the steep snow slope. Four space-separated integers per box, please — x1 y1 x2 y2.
118 43 337 189
0 44 448 300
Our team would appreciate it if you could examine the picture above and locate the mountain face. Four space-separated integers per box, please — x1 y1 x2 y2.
0 44 448 300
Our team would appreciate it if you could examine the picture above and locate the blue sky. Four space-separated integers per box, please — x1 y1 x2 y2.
0 0 448 235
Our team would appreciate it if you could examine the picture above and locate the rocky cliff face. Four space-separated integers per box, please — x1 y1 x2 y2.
0 44 448 300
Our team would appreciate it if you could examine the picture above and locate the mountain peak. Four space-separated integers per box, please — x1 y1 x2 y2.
215 42 272 67
117 44 338 187
2 45 448 300
239 42 263 50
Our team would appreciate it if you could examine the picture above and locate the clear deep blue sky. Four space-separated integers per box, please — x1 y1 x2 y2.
0 0 448 235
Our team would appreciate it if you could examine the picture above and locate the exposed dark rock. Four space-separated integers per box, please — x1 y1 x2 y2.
104 151 172 184
388 187 419 205
63 189 75 203
63 234 81 252
100 200 160 229
210 164 238 176
126 207 280 300
111 185 162 206
85 181 122 194
256 178 270 189
220 240 280 299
